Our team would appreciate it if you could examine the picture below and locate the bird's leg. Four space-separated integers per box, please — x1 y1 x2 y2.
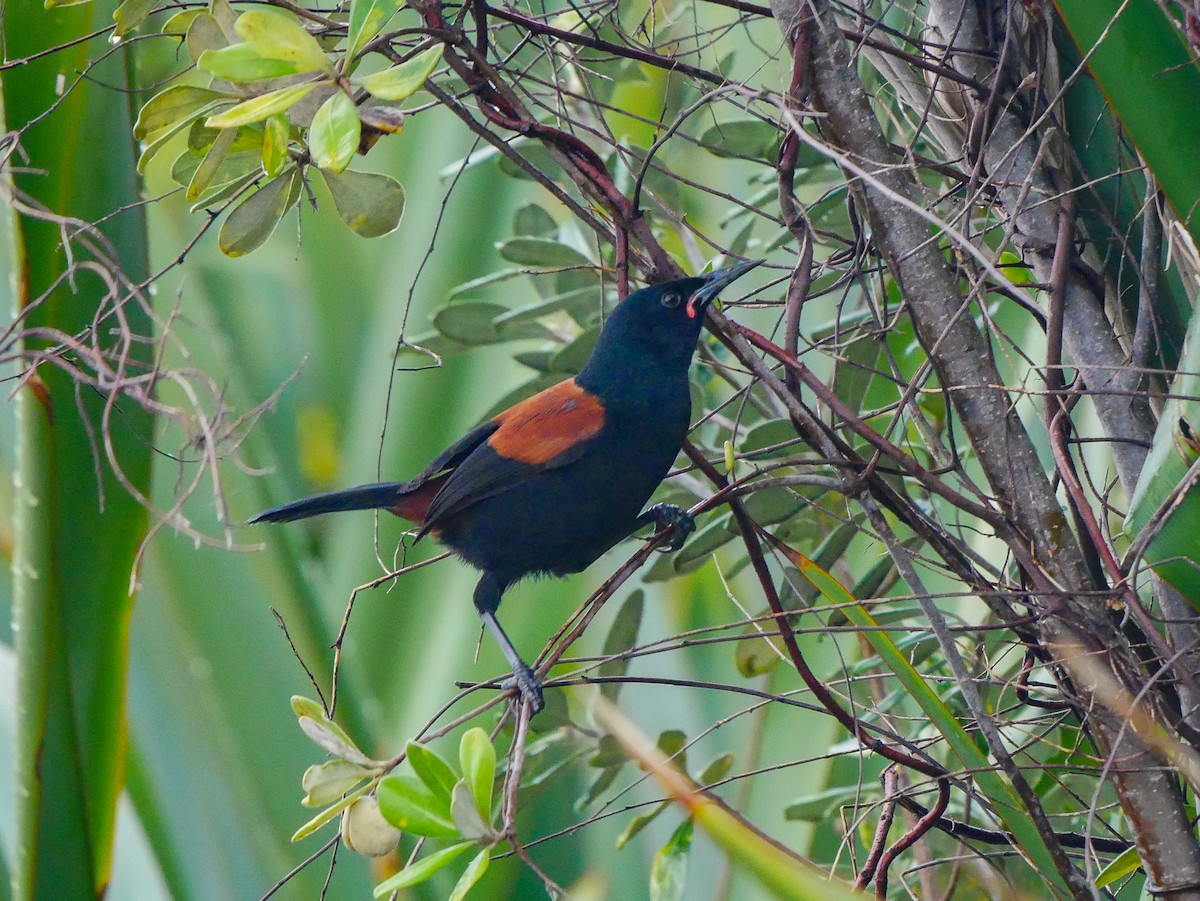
474 575 545 714
630 503 696 552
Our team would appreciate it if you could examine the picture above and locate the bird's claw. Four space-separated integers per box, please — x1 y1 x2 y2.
647 503 695 552
502 661 545 715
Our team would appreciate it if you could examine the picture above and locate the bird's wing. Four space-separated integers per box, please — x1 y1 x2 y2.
419 378 606 532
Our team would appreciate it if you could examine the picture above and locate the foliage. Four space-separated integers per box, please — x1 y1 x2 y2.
3 0 1200 900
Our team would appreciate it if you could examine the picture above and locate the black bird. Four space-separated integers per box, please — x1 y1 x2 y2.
252 261 760 711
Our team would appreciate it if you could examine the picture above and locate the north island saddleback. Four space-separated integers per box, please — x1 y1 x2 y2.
251 260 761 712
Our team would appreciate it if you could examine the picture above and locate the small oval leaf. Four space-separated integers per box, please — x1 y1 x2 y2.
134 85 227 140
310 91 361 173
318 168 405 237
114 0 156 36
302 759 373 807
235 8 331 73
206 82 320 129
459 728 496 818
218 170 298 257
371 842 473 898
358 44 444 100
198 43 304 82
376 773 459 838
261 113 290 177
450 781 497 844
407 741 458 802
347 0 402 62
447 848 491 901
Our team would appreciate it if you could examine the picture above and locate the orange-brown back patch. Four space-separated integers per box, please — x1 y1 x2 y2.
488 379 606 465
389 476 446 524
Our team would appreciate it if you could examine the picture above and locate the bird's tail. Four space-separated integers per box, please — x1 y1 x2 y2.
249 482 412 524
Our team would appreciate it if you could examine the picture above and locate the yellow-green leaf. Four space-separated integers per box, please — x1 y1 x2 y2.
234 8 331 74
346 0 401 63
357 44 443 101
261 114 290 177
1095 845 1142 888
309 91 360 173
186 126 238 202
160 8 202 35
318 168 404 237
205 83 320 129
136 100 229 174
185 11 227 61
447 848 491 901
458 728 495 818
113 0 156 35
134 85 227 140
218 170 298 257
372 842 473 898
198 43 305 82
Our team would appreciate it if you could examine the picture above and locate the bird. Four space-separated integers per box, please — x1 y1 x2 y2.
251 260 760 713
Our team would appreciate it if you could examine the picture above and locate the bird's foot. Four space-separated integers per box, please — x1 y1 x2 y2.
646 503 695 552
502 660 545 715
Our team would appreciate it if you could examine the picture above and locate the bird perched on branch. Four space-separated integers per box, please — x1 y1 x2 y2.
251 260 760 712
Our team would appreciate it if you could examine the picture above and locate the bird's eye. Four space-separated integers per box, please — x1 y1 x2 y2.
660 291 682 309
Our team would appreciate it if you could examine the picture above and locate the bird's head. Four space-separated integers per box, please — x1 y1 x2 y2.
579 260 761 395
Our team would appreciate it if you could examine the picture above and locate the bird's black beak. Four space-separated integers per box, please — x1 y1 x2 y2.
687 259 763 318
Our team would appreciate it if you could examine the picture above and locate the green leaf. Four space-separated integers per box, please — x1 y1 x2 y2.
198 43 305 82
376 773 459 838
372 842 474 897
113 0 156 36
134 85 228 140
696 752 734 786
698 119 778 165
186 11 228 62
136 100 229 174
597 591 643 701
672 516 737 568
448 848 491 901
498 236 592 268
5 13 154 895
740 487 805 527
657 730 687 773
206 82 321 129
491 287 598 326
1126 282 1200 606
218 170 299 257
310 91 361 173
650 818 693 901
407 740 458 802
739 419 802 457
1095 845 1143 888
318 168 405 237
301 759 373 807
1055 0 1200 248
433 302 504 344
291 782 372 842
187 125 238 202
160 8 202 35
549 326 599 373
784 786 866 822
459 727 496 818
261 113 290 177
234 8 331 74
513 202 557 236
616 801 668 849
291 695 326 719
347 0 402 63
450 781 498 844
358 44 444 100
